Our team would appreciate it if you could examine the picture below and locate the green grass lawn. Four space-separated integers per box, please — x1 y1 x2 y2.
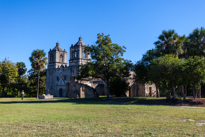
0 97 205 136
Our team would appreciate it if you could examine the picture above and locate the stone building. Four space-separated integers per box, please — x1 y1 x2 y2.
46 37 96 97
125 71 157 97
46 37 156 98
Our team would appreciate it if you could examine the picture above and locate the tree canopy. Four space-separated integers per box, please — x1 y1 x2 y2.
155 30 185 57
134 27 205 99
0 58 18 97
16 62 27 96
183 27 205 58
77 33 131 99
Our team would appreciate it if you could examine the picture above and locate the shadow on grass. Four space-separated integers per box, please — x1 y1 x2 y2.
0 97 204 107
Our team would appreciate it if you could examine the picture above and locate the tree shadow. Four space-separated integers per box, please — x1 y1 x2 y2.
0 97 204 107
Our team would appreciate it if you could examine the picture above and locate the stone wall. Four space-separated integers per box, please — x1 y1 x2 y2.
144 83 156 97
46 65 72 97
95 84 106 95
77 78 107 96
125 71 157 97
131 83 137 97
67 78 99 99
137 83 146 96
92 79 107 95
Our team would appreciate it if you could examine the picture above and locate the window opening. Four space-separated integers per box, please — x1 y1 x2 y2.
60 55 63 62
75 52 77 58
59 88 63 97
50 54 54 61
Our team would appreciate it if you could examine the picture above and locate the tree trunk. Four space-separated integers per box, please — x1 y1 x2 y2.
37 70 40 99
181 85 185 100
106 80 109 100
192 82 195 99
184 85 187 100
195 89 198 99
18 76 20 97
1 87 5 98
197 84 201 98
155 83 160 98
172 86 176 99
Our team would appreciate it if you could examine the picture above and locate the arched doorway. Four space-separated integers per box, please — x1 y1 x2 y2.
129 87 131 97
59 88 63 97
149 87 152 97
80 87 85 98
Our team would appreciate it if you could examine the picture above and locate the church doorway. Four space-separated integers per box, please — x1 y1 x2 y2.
129 87 131 97
80 87 85 98
59 88 63 97
149 87 152 97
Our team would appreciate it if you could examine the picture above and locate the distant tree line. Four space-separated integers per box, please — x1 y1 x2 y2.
134 27 205 99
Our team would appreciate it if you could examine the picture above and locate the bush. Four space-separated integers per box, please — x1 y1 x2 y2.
109 77 129 97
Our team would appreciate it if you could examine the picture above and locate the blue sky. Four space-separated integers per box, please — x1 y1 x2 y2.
0 0 205 71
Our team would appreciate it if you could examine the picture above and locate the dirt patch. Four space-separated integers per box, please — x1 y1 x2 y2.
182 119 205 126
188 119 195 121
183 119 195 122
196 123 205 126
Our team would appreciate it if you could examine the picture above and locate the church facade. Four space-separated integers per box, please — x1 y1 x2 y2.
46 37 92 97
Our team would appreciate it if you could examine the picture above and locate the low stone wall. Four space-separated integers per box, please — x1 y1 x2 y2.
67 78 99 99
138 83 146 96
67 90 80 99
95 84 106 95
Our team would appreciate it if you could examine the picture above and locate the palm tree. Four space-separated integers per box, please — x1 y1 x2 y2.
155 30 184 57
155 30 186 99
183 27 205 58
16 62 27 97
182 27 205 98
29 50 47 99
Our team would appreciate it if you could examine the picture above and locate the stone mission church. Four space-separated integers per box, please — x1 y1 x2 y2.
46 37 157 98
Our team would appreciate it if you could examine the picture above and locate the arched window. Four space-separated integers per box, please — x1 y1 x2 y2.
59 88 63 97
50 54 54 61
60 55 63 62
75 51 77 58
72 52 75 58
73 50 77 58
84 52 86 58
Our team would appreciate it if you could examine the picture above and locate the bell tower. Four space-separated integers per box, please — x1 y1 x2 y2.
48 42 67 68
69 37 90 66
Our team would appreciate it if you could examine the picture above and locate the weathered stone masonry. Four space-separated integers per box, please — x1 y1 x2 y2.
46 37 104 98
